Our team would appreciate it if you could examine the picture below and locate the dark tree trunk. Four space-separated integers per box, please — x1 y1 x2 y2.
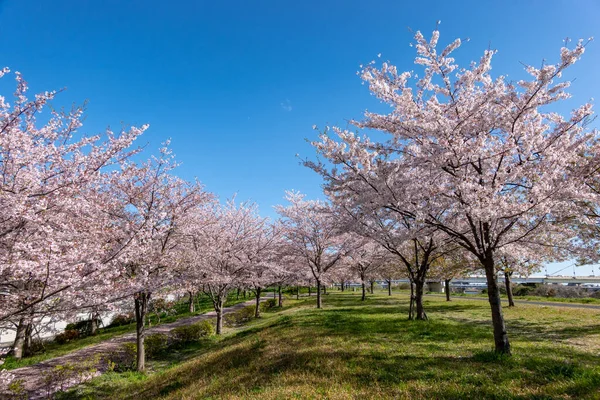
215 296 225 335
483 255 511 354
323 285 327 295
90 312 99 335
236 288 240 300
413 279 427 320
341 281 345 292
188 291 195 313
361 276 366 301
316 280 322 308
254 287 262 318
134 291 150 372
387 279 392 296
308 286 312 296
278 286 283 307
11 317 26 359
505 272 515 307
370 280 375 294
409 281 415 320
243 290 246 299
23 322 33 357
445 279 451 302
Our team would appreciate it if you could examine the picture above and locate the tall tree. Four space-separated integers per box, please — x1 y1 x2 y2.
307 30 596 353
276 191 348 309
106 145 209 371
184 199 271 334
0 69 145 355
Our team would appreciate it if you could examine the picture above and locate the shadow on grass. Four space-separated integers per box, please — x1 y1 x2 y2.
57 294 600 400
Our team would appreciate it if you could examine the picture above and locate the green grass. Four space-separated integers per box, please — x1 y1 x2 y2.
0 293 250 371
447 291 600 305
56 292 600 399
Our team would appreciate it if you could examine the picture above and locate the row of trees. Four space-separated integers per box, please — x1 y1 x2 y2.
0 69 421 374
2 30 597 387
304 30 600 354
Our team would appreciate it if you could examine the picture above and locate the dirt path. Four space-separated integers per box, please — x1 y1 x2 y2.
2 298 264 399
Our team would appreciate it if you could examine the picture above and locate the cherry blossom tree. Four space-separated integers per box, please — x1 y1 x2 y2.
276 191 349 309
327 198 448 319
307 30 597 353
184 199 271 334
345 236 388 301
495 251 543 307
242 222 281 317
103 145 210 371
428 251 473 301
0 69 146 358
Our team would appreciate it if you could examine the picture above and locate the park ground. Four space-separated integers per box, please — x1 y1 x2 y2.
45 291 600 400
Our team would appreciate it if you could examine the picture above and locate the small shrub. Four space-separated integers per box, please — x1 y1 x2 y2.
108 313 135 328
513 285 533 297
145 333 169 357
224 306 255 326
26 338 47 355
196 320 215 337
171 320 214 344
531 284 588 299
65 317 101 337
260 299 277 312
55 329 80 345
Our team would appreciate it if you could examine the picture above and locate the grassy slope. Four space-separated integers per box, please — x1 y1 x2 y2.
60 293 600 400
1 293 249 370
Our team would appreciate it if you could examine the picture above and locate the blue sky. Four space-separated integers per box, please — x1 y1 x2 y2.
1 0 599 275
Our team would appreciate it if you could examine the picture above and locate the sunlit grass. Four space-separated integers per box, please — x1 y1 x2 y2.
56 292 600 399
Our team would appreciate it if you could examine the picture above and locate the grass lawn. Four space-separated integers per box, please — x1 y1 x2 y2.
0 293 250 371
55 292 600 399
445 291 600 305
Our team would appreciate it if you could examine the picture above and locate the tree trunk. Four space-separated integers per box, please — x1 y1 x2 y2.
341 281 345 292
11 317 26 359
370 280 374 294
316 280 322 308
323 285 327 295
215 297 224 335
308 286 312 296
414 279 427 320
278 286 283 307
445 279 451 302
90 312 99 335
361 279 366 301
296 286 300 300
134 291 150 372
243 290 246 299
409 281 415 320
188 291 195 313
236 288 240 300
483 255 511 354
505 272 515 307
254 287 262 318
23 322 33 357
387 279 392 296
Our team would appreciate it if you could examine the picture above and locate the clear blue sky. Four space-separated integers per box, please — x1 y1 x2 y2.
1 0 599 275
